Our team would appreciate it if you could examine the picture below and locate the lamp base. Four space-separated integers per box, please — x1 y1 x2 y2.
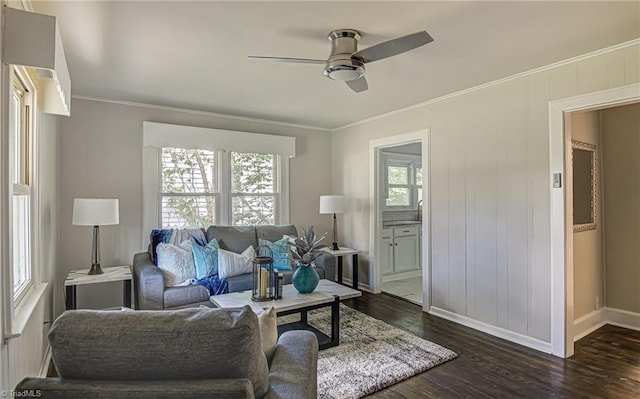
331 242 340 251
88 263 104 275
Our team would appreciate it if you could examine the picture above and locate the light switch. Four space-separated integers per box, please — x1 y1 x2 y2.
553 173 562 188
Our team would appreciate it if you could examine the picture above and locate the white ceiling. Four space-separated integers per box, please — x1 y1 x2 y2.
32 1 640 130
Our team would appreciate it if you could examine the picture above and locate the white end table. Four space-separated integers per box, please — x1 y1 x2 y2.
320 247 359 290
64 265 132 309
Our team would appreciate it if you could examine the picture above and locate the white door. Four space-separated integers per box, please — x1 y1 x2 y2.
393 234 420 273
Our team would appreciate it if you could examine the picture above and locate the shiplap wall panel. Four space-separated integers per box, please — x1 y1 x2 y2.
449 97 467 315
529 71 552 341
332 42 640 348
474 86 500 325
464 93 479 318
496 83 511 329
431 102 450 309
577 56 610 95
624 46 639 84
506 78 530 335
607 49 626 88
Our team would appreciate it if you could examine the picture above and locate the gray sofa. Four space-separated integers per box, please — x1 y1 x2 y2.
133 225 336 310
16 306 319 399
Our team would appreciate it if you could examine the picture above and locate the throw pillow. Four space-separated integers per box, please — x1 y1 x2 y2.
150 228 207 264
257 306 277 362
258 237 292 271
218 246 255 279
192 239 219 279
156 240 196 287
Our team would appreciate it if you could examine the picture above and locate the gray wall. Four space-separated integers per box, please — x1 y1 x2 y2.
571 110 604 320
602 102 640 314
58 98 332 312
332 43 639 345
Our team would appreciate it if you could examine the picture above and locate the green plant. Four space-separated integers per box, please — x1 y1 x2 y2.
288 226 327 267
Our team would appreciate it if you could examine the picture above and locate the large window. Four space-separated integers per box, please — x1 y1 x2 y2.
10 68 35 302
143 122 294 233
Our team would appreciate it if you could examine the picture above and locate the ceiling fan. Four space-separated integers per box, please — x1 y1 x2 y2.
248 29 433 93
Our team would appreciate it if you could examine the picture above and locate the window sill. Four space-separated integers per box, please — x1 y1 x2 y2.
5 283 48 340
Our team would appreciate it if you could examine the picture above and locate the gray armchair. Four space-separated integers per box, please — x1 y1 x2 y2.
133 225 336 310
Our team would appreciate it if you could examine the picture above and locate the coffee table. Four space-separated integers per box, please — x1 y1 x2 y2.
211 279 361 350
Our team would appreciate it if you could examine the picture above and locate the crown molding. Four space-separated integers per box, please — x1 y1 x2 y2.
333 38 640 132
71 95 332 133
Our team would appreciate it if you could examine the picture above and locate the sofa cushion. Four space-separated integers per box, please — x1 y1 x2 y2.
191 239 219 279
163 285 210 308
226 273 254 293
218 245 255 279
156 240 196 287
50 307 270 398
258 237 292 271
207 226 257 254
255 224 297 243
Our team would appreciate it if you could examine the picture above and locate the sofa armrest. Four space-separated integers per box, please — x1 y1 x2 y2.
264 331 318 399
314 252 335 281
15 377 255 399
132 252 165 310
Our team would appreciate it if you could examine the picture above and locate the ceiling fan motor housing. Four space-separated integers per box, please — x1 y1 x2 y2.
324 29 365 82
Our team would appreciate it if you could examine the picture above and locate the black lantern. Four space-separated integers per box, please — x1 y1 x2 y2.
252 245 274 302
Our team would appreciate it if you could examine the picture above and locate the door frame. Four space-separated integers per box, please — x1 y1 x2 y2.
549 83 640 357
369 129 431 311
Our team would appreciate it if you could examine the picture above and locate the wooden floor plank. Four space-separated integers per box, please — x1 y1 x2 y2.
344 292 640 398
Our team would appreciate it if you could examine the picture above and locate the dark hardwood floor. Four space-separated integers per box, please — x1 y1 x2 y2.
344 292 640 399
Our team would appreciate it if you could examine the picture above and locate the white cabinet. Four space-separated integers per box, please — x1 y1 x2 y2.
381 225 421 275
380 229 394 275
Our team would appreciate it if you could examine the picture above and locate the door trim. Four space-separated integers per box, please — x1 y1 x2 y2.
369 129 431 311
549 83 640 357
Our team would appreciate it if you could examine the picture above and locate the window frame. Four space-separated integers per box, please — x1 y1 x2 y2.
159 147 219 228
229 151 280 226
381 153 422 211
9 66 37 306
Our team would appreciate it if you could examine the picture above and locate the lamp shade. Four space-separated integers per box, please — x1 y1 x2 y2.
319 195 347 214
72 198 119 226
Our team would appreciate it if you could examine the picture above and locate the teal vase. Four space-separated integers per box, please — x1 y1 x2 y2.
292 265 320 293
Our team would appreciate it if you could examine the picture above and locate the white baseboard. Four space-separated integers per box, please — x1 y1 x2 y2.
38 344 51 378
429 306 552 354
573 309 606 342
605 307 640 331
382 270 421 283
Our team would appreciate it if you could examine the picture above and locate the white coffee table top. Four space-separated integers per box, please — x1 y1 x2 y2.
64 265 132 287
211 279 361 313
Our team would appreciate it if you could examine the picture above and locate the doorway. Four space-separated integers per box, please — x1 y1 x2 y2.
549 83 640 358
369 129 430 311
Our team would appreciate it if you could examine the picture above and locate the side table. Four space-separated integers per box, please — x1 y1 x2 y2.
320 247 359 290
64 265 132 310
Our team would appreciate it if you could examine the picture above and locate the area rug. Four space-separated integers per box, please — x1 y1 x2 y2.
279 304 457 399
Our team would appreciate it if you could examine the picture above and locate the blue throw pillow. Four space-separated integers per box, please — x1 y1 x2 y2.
258 237 292 271
192 239 219 279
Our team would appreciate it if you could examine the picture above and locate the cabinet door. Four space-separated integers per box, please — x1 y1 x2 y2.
393 234 420 272
380 237 394 275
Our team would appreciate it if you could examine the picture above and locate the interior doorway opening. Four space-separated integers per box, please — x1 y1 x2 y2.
369 129 430 311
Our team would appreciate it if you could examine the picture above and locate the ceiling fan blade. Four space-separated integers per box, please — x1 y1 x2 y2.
346 76 368 93
352 31 433 64
247 56 325 65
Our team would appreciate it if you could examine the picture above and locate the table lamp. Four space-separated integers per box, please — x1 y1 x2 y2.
72 198 119 275
319 195 347 250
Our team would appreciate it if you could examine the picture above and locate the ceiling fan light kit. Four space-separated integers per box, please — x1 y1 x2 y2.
248 29 433 92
